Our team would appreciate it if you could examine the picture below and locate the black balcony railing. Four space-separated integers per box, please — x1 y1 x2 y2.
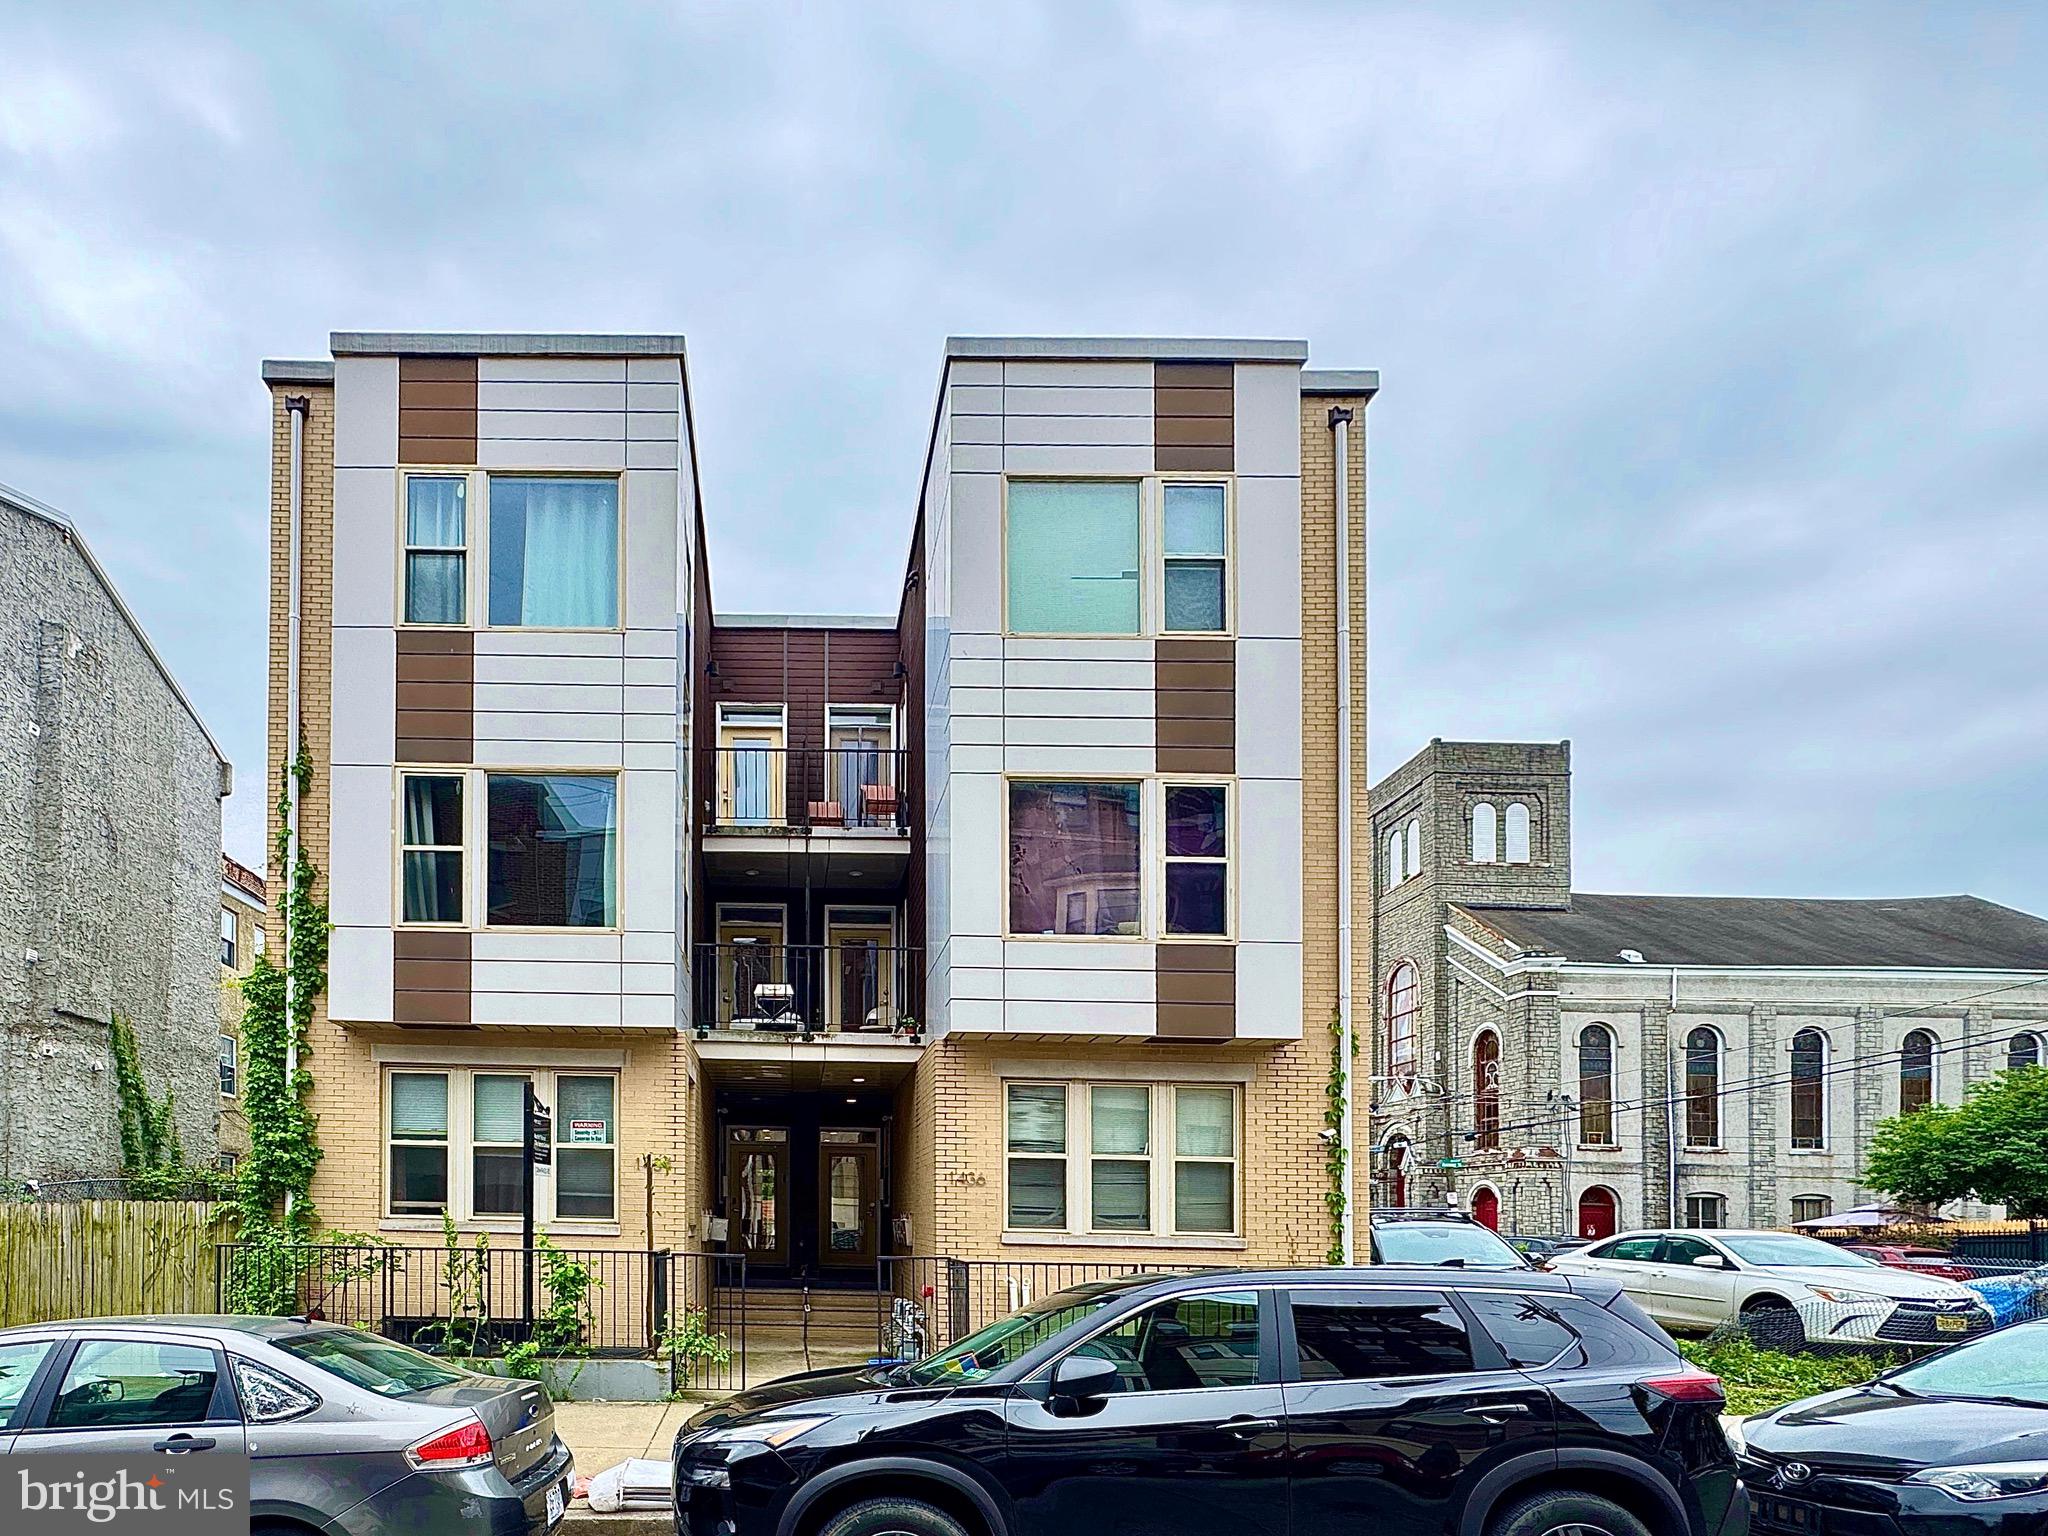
694 941 922 1037
709 747 910 832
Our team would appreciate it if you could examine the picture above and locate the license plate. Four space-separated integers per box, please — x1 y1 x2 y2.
1754 1496 1819 1532
1937 1313 1968 1333
545 1483 564 1528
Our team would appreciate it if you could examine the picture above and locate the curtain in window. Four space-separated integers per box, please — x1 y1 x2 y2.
1176 1088 1234 1157
473 1076 526 1143
1006 481 1141 634
390 1073 448 1138
406 478 466 625
1007 1085 1066 1152
401 776 462 924
489 478 618 627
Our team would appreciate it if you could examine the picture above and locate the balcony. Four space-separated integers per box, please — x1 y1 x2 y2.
693 942 922 1041
701 747 911 888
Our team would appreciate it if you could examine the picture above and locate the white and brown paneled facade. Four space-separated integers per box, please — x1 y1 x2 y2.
267 331 1376 1279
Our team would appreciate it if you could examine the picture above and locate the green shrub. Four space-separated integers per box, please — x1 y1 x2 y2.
1679 1333 1900 1416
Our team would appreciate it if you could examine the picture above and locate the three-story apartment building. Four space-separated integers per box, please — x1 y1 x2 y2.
263 334 1371 1322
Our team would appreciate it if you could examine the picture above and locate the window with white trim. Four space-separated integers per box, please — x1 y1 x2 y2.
400 773 464 925
1470 802 1497 864
403 475 468 626
1003 1081 1239 1237
1503 801 1532 863
220 908 238 968
1386 828 1405 888
1405 817 1422 878
1162 783 1228 937
1161 482 1229 633
217 1034 238 1098
1683 1193 1726 1230
383 1067 620 1224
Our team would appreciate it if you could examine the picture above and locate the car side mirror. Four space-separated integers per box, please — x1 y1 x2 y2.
1049 1353 1121 1412
1691 1254 1728 1270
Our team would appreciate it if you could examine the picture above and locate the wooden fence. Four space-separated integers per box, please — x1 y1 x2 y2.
0 1201 229 1327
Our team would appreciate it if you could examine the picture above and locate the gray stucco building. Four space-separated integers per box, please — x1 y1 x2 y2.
0 482 231 1183
1368 739 2048 1237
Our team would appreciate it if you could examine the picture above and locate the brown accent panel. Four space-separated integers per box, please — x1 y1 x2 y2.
1158 689 1234 719
1158 716 1234 749
1156 416 1234 449
1155 660 1235 690
1157 639 1233 663
395 680 471 711
395 930 471 961
1156 943 1235 1039
399 355 477 464
393 930 470 1028
1157 746 1236 775
1155 362 1233 474
396 630 473 762
1155 363 1234 389
1156 445 1236 472
1154 386 1234 418
392 989 474 1026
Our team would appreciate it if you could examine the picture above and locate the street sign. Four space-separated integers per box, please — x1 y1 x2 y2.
1437 1157 1465 1170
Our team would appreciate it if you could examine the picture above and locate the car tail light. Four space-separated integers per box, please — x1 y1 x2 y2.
405 1417 494 1471
1639 1371 1725 1404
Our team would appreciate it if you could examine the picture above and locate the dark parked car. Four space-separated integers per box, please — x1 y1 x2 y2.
1739 1317 2048 1532
673 1268 1744 1536
1368 1207 1535 1270
0 1316 573 1534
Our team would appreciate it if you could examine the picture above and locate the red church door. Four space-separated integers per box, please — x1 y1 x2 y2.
1472 1187 1500 1231
1578 1186 1618 1241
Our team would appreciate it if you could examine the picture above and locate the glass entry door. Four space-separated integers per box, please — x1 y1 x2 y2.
717 707 785 826
818 1130 879 1268
726 1127 790 1266
826 907 896 1033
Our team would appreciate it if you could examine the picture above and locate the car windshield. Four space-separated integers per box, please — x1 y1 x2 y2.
1889 1323 2048 1406
275 1328 468 1397
1718 1234 1879 1269
1374 1222 1527 1269
896 1287 1128 1387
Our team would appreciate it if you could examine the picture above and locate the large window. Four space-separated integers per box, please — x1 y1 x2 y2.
1578 1024 1614 1146
1162 482 1228 632
1163 784 1228 936
1472 1031 1501 1150
1684 1027 1722 1148
1008 781 1141 936
1385 963 1419 1089
488 476 618 628
1790 1028 1826 1149
385 1068 619 1224
1900 1030 1936 1114
1006 480 1141 634
401 773 465 924
404 475 468 625
487 774 617 928
1004 1081 1239 1237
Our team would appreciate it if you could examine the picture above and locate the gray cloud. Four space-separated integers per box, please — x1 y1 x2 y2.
1 1 2043 913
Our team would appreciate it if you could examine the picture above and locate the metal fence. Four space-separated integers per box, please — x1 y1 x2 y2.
875 1256 1222 1359
213 1243 748 1390
693 942 923 1036
710 747 910 832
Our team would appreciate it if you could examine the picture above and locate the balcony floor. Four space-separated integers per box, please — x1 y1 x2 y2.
701 829 909 889
692 1032 922 1090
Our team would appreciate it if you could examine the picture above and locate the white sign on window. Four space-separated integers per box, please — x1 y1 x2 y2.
568 1119 607 1144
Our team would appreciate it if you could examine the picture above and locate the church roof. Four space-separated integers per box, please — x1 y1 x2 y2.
1458 893 2048 971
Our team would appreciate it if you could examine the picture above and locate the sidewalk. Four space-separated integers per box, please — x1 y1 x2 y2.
557 1399 698 1475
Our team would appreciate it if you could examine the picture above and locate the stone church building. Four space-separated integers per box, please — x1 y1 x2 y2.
1368 740 2048 1238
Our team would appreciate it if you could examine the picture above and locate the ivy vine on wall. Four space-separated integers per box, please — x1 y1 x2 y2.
109 1012 181 1175
1324 1011 1356 1264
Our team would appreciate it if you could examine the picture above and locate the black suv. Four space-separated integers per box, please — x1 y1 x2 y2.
1368 1207 1535 1270
672 1268 1745 1536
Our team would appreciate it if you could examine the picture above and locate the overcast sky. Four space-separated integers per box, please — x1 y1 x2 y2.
3 2 2044 911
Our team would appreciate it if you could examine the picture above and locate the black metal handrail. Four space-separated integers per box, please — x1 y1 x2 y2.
693 942 922 1037
874 1256 1222 1357
708 747 911 832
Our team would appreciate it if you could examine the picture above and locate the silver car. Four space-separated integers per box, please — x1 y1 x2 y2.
0 1316 573 1534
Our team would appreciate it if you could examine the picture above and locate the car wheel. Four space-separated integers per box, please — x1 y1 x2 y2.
1488 1489 1652 1536
1743 1298 1807 1350
817 1496 972 1536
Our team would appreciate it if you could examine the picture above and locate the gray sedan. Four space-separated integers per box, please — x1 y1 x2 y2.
0 1316 573 1534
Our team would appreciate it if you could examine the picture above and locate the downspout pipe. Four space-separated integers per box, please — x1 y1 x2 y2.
1331 405 1357 1264
283 394 309 1218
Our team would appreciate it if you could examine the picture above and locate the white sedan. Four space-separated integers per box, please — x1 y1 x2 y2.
1545 1227 1993 1347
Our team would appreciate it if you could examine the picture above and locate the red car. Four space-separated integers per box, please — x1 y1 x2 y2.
1843 1243 1975 1282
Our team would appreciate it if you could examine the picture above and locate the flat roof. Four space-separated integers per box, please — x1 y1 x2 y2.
1302 368 1382 398
946 335 1309 364
717 612 896 630
331 332 686 358
260 359 334 385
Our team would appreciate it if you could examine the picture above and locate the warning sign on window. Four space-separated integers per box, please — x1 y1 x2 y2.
568 1120 608 1143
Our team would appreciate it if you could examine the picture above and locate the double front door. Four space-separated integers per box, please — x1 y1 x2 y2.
724 1125 880 1275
